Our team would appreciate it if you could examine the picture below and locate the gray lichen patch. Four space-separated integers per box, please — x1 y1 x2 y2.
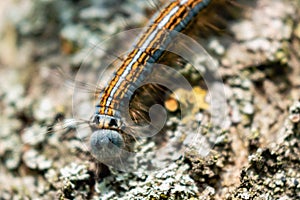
56 163 93 199
94 162 200 200
228 100 300 199
183 126 236 198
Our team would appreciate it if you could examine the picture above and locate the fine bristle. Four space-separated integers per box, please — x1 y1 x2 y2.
184 0 252 39
129 83 170 124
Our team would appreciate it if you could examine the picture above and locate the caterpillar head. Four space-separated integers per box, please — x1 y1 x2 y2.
90 129 124 162
89 114 125 161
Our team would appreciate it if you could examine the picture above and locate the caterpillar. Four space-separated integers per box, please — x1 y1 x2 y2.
73 0 237 171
